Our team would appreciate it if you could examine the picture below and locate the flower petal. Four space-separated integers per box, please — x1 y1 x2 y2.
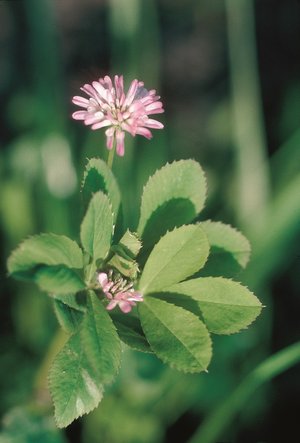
72 96 90 107
98 272 108 287
91 120 112 130
127 291 144 302
72 111 88 120
105 127 115 150
116 130 125 156
135 127 153 139
106 300 118 311
118 300 133 313
143 119 164 129
124 79 139 107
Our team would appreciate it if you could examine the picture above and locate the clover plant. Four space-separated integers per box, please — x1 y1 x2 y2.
7 75 262 428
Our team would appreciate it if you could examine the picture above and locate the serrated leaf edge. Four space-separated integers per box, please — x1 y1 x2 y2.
7 233 83 275
165 277 263 335
80 293 122 385
80 191 115 261
139 297 213 373
200 220 251 268
138 159 207 236
48 334 104 428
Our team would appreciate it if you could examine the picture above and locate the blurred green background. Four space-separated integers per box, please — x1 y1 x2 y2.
0 0 300 442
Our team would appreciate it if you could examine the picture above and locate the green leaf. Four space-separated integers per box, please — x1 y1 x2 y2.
139 296 212 372
108 230 141 279
7 234 83 279
118 230 142 258
108 253 140 279
199 221 251 277
137 160 206 248
139 224 209 294
34 265 85 294
167 277 262 334
52 293 86 312
80 191 113 263
82 158 121 223
110 312 153 353
80 292 121 385
53 295 85 334
49 333 104 428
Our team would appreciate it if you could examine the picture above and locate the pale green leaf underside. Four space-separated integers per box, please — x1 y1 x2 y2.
168 277 262 334
82 158 121 223
139 224 209 294
118 230 142 258
34 266 85 294
7 234 83 278
199 221 251 277
80 292 121 385
49 333 103 428
137 160 206 247
80 191 113 262
139 296 212 372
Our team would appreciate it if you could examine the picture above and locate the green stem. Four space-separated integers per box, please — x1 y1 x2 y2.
188 341 300 443
86 260 97 287
107 143 116 170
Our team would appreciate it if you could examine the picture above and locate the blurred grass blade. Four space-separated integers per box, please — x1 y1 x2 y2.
271 127 300 191
226 0 270 229
24 0 64 130
245 173 300 289
188 341 300 443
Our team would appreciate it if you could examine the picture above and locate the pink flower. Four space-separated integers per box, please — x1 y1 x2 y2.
98 272 143 314
72 75 164 156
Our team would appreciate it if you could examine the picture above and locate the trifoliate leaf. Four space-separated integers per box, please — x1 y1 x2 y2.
80 191 113 263
7 234 83 279
49 333 103 428
82 157 121 223
139 224 209 294
199 221 251 277
139 296 212 372
80 292 121 385
137 160 206 248
167 277 262 334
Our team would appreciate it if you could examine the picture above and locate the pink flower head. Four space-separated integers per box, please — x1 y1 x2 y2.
72 75 164 156
98 271 143 314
